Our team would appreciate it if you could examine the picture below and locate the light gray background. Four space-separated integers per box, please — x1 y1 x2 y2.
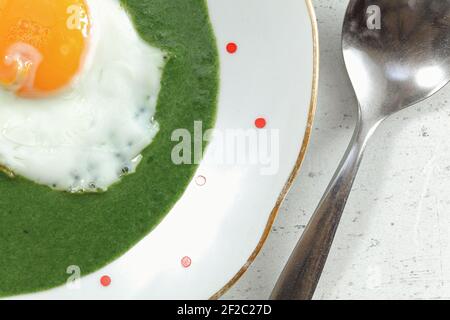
224 0 450 300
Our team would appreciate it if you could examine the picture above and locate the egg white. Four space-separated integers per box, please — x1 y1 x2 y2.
0 0 166 192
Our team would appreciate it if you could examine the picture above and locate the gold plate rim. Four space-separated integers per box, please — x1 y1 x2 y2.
210 0 319 300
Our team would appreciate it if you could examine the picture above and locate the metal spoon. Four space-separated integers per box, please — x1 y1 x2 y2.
271 0 450 300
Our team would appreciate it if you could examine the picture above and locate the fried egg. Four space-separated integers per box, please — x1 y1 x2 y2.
0 0 166 192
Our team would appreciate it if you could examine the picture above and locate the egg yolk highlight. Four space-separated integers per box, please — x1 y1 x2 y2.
0 0 90 97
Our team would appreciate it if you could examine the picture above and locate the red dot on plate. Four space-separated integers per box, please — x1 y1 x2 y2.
195 175 206 186
100 275 111 287
181 256 192 268
255 118 267 129
226 42 238 54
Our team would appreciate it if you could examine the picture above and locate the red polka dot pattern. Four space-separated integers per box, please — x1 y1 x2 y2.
100 275 111 287
226 42 238 54
181 256 192 268
255 118 267 129
195 175 207 186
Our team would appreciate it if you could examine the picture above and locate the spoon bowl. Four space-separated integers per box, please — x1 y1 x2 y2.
271 0 450 300
344 0 450 120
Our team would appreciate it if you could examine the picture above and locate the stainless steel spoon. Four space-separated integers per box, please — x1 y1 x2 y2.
271 0 450 300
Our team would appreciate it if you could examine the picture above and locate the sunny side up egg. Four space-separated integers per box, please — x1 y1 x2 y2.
0 0 166 192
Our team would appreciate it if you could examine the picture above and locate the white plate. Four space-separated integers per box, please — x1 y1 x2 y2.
15 0 318 299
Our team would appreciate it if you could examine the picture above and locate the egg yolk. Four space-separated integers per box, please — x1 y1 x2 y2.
0 0 90 97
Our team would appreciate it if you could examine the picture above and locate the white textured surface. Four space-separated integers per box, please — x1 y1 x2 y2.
224 0 450 300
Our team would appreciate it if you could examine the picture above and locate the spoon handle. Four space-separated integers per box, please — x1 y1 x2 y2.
271 117 376 300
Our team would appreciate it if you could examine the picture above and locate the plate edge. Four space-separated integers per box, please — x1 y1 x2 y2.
210 0 320 300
